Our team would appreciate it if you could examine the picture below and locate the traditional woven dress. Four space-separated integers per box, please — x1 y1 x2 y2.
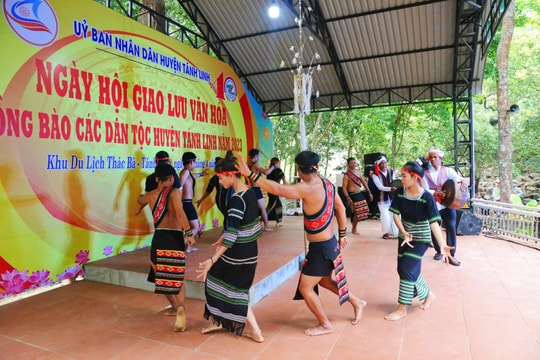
203 188 262 335
389 187 441 305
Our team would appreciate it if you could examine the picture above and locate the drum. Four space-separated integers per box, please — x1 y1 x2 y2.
390 179 402 189
441 179 469 209
390 179 402 196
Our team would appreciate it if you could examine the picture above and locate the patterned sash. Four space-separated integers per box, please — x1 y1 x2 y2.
304 178 335 234
346 170 364 188
293 243 350 306
152 186 172 227
333 253 350 305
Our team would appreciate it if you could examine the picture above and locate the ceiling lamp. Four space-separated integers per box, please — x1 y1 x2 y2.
268 0 280 18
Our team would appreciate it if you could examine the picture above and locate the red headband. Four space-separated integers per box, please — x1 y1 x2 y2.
157 157 169 161
217 170 251 187
402 168 422 182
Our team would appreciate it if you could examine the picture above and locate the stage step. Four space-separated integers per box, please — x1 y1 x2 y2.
83 221 308 304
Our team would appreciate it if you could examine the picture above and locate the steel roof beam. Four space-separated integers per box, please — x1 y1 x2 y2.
175 0 265 108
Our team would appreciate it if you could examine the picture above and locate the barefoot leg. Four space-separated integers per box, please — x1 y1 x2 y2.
350 296 367 325
242 331 264 343
174 305 186 332
384 304 407 321
420 291 436 310
304 325 334 336
159 305 177 316
317 277 366 325
200 324 222 334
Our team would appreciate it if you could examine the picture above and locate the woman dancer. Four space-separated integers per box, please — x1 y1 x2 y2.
197 151 264 343
385 159 453 321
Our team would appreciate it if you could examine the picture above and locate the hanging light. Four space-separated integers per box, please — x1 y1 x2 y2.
268 0 280 18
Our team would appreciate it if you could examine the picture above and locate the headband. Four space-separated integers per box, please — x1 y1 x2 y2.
427 149 444 158
402 167 423 183
157 157 169 161
375 156 387 165
374 156 387 175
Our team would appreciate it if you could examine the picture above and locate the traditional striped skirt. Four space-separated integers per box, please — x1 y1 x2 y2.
147 229 186 295
350 192 369 221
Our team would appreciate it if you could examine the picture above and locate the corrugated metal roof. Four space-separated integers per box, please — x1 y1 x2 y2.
178 0 509 115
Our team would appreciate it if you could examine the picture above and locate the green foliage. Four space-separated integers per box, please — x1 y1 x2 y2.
475 0 540 176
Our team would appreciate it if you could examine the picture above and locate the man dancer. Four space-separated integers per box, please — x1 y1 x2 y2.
342 157 373 234
422 149 468 266
179 151 208 252
145 150 180 192
238 151 366 336
137 164 195 331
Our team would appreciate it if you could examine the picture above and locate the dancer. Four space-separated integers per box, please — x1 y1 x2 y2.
197 151 264 343
238 150 366 336
342 157 372 234
145 150 180 192
266 157 287 227
246 148 275 231
137 164 195 331
179 151 208 252
385 160 453 321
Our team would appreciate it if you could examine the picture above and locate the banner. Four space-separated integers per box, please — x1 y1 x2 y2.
0 0 273 300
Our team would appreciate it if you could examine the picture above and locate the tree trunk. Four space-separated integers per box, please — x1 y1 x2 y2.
496 0 515 203
141 0 166 33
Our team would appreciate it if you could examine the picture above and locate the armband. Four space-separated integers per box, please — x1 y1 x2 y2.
249 171 261 182
184 229 193 237
338 228 347 238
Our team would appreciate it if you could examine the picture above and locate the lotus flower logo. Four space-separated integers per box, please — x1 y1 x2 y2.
2 0 59 47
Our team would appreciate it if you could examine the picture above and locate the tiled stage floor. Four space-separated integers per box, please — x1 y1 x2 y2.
1 216 540 359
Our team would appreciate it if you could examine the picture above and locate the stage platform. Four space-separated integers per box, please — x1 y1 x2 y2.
84 216 307 304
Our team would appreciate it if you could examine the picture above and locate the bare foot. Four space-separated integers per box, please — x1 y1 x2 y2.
242 331 264 343
352 231 360 235
264 227 274 232
173 305 186 332
304 325 334 336
420 291 436 310
159 305 177 316
174 306 186 332
200 324 222 334
384 309 407 321
351 298 367 325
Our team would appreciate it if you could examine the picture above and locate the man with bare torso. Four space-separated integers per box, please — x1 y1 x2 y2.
137 164 195 332
342 158 373 234
238 151 366 337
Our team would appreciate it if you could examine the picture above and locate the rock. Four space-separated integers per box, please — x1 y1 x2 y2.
476 171 540 204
